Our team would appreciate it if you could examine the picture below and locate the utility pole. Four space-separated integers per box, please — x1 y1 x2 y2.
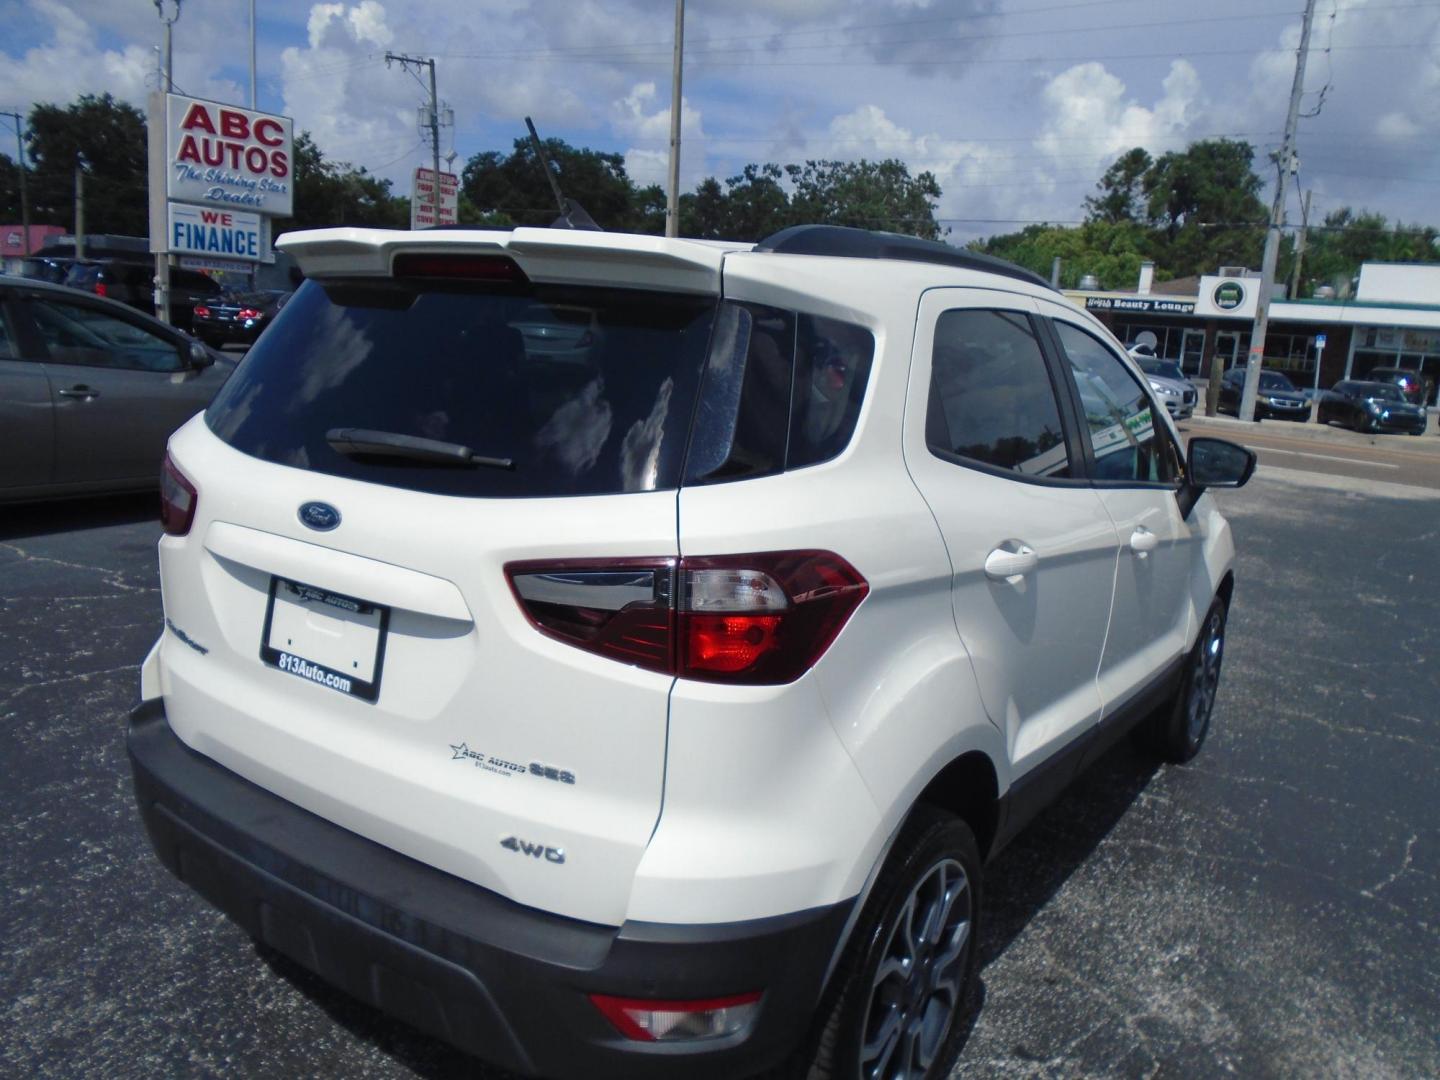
3 112 29 254
154 0 182 324
385 52 441 226
1240 0 1317 422
1289 189 1313 300
665 0 685 237
74 159 85 260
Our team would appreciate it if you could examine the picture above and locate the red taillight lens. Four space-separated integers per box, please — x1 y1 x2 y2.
159 453 198 536
94 282 108 297
506 551 866 684
193 305 211 318
391 253 529 282
236 307 262 320
589 991 763 1042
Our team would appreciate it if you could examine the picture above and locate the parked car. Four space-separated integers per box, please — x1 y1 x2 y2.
508 302 604 367
1217 366 1310 421
1129 350 1198 420
127 225 1254 1080
18 255 76 284
1363 366 1428 407
63 259 224 332
1317 379 1428 435
192 289 293 349
0 276 235 504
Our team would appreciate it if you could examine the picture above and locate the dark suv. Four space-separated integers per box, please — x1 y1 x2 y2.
64 261 223 332
1364 367 1429 407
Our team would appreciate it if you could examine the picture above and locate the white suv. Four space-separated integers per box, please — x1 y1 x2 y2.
128 224 1255 1079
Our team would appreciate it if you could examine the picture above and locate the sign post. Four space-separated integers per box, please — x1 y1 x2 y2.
147 93 293 324
1312 332 1327 395
411 167 458 229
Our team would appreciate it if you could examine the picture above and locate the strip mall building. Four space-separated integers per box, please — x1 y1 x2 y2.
1070 261 1440 405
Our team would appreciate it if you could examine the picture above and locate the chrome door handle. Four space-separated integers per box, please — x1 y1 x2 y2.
984 543 1038 581
58 386 99 399
1129 527 1159 556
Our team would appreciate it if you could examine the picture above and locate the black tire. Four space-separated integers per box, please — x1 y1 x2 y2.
1137 596 1228 763
802 806 981 1080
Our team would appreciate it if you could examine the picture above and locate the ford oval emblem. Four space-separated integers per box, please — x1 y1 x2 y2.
298 501 341 531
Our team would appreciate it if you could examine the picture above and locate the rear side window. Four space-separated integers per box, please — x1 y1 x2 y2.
207 278 716 498
684 301 874 484
925 308 1071 479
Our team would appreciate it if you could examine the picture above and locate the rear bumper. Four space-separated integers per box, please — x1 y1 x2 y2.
127 699 850 1079
193 321 261 345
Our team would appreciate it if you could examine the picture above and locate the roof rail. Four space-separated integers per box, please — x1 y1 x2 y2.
753 224 1054 290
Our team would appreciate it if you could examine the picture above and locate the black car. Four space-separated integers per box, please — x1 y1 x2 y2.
63 260 223 333
18 256 77 284
1317 380 1427 435
1217 367 1310 421
192 289 292 349
1363 366 1428 407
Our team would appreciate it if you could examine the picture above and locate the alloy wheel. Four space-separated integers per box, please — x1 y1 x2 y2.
1186 606 1225 743
859 857 972 1080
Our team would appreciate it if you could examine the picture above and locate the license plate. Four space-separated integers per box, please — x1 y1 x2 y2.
260 578 388 702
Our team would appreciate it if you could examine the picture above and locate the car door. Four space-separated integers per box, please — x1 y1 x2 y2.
904 289 1119 783
22 293 209 485
0 293 55 495
1040 304 1198 716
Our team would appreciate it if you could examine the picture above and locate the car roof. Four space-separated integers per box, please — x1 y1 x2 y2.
0 274 181 334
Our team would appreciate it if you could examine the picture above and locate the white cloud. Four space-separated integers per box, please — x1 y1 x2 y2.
615 82 706 188
1036 60 1200 172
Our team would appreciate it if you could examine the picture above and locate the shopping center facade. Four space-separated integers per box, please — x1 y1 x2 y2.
1070 262 1440 405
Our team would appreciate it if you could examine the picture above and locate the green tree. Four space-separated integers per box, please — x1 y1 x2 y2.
974 220 1149 289
274 132 408 233
460 138 648 231
25 93 148 236
786 158 941 240
1297 208 1440 296
1140 139 1266 276
0 152 20 223
1084 148 1151 224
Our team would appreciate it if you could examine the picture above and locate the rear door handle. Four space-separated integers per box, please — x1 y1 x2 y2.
1129 527 1159 556
58 385 100 400
984 543 1038 581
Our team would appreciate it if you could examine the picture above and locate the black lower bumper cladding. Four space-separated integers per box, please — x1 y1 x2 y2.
127 700 851 1079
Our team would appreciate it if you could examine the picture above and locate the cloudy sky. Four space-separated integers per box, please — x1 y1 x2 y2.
2 0 1438 241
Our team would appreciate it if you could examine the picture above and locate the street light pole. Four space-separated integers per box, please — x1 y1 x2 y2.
665 0 684 238
154 0 182 324
3 112 29 254
250 0 257 109
1239 0 1317 422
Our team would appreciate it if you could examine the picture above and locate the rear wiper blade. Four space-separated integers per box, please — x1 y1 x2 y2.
325 428 514 470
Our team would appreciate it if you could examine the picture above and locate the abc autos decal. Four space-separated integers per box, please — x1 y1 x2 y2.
164 95 294 217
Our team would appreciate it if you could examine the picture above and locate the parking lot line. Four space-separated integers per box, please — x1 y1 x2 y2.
1254 447 1400 469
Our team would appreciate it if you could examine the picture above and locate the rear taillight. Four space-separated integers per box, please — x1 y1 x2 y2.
193 304 211 319
236 307 261 320
159 453 198 536
93 282 108 297
589 991 763 1042
506 551 867 685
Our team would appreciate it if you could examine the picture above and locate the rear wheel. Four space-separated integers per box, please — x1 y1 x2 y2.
804 807 981 1080
1137 596 1227 763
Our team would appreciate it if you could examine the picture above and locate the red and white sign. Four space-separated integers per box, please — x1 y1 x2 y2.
165 94 294 217
411 167 458 229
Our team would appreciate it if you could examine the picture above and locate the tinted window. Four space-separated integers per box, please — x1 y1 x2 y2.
926 309 1070 479
685 302 874 483
1259 372 1296 391
29 299 183 372
1053 321 1177 484
1360 383 1403 401
207 278 716 498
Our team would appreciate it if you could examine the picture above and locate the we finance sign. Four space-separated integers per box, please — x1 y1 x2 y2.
165 94 293 217
168 204 262 262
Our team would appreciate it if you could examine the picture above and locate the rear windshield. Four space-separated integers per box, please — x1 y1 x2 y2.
206 278 716 498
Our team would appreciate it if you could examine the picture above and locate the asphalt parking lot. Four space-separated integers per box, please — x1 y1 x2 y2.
2 466 1437 1079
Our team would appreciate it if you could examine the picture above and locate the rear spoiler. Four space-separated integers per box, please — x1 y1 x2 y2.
276 228 749 295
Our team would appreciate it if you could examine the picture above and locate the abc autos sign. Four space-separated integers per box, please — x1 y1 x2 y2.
164 94 294 217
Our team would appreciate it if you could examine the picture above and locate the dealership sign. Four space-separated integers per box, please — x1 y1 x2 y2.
164 95 294 217
168 203 263 262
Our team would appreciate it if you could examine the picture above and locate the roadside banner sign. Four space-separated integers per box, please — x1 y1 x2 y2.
168 203 264 262
411 167 459 229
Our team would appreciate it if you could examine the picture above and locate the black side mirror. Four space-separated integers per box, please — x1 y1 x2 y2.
1188 437 1256 489
189 340 215 369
